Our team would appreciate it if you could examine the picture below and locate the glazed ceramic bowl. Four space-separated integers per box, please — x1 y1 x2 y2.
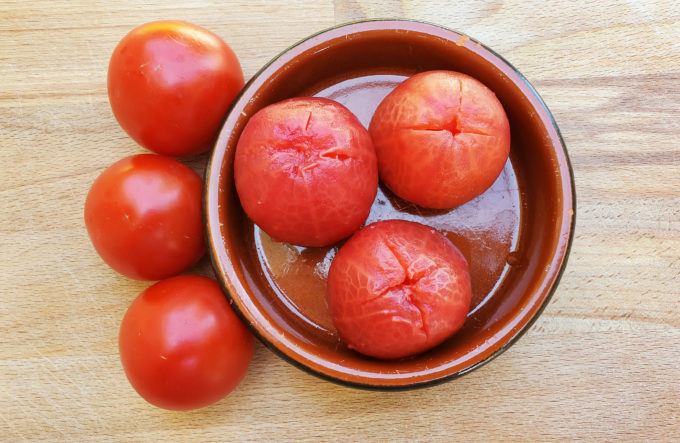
205 20 575 389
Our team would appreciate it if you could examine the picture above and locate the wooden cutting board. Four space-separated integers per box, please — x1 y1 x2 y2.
1 0 678 440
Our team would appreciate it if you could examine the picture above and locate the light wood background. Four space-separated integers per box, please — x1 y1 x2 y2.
1 0 679 441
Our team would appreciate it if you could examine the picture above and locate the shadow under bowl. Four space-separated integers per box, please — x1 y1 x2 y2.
205 20 575 390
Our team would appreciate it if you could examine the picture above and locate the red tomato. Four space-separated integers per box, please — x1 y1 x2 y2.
327 220 471 360
234 97 378 247
107 21 244 156
84 154 204 280
119 275 254 410
369 70 510 209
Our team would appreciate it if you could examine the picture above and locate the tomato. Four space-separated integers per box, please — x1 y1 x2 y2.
327 220 471 360
119 275 254 410
107 21 244 156
84 154 204 280
369 70 510 209
234 97 378 247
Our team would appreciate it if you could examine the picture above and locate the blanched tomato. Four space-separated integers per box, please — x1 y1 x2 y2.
107 21 244 156
234 97 378 247
327 220 471 360
119 275 254 410
84 154 204 280
369 70 510 209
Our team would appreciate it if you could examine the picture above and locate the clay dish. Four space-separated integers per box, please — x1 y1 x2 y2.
205 20 575 389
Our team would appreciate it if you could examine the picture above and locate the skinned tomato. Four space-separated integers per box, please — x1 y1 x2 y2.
369 70 510 209
119 275 254 410
327 220 471 360
234 97 378 247
84 154 204 280
108 21 244 156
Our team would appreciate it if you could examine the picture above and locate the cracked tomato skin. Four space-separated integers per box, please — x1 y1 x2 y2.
327 219 472 360
234 97 378 247
108 21 244 156
369 70 510 209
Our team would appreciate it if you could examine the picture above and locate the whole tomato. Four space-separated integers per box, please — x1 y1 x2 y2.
369 70 510 209
327 220 471 360
84 154 204 280
119 275 254 410
234 97 378 247
107 21 244 156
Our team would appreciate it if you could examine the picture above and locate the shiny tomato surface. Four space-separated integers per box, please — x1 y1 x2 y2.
119 275 254 410
108 21 244 156
369 71 510 209
234 97 378 247
84 154 204 280
327 220 472 360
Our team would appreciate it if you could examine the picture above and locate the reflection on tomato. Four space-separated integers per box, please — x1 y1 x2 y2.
234 97 378 247
119 275 254 410
327 220 471 360
107 21 244 156
84 154 204 280
369 70 510 209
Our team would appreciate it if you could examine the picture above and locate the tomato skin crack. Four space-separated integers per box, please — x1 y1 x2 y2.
304 111 313 132
355 236 440 339
320 147 351 161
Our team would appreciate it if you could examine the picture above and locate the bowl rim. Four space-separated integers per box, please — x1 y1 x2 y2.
204 18 576 391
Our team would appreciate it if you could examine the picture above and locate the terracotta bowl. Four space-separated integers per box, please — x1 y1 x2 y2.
205 20 575 390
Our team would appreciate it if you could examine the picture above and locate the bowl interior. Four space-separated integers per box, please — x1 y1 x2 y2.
206 21 574 389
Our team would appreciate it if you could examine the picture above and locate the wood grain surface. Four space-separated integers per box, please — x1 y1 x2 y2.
1 0 679 441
